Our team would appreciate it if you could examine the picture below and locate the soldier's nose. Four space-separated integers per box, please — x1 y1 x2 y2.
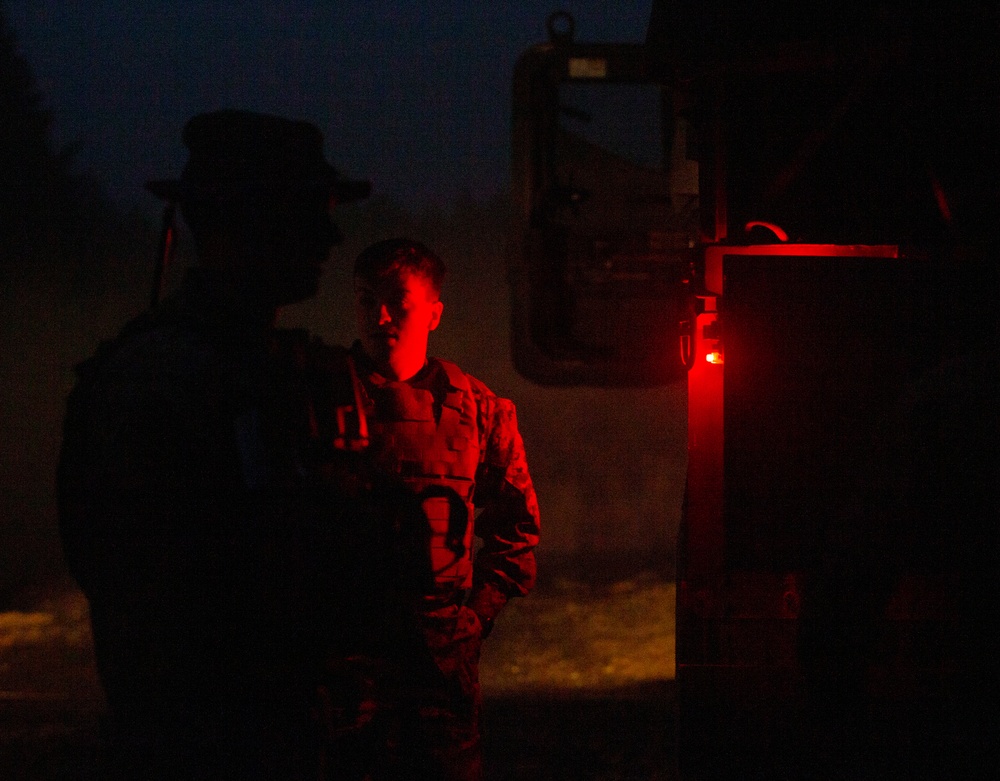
378 305 392 325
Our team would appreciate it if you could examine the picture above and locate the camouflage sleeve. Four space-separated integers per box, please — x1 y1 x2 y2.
467 387 540 628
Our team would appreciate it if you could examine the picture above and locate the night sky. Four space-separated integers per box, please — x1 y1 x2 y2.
7 1 653 212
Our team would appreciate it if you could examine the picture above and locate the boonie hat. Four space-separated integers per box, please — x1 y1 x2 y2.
146 110 370 203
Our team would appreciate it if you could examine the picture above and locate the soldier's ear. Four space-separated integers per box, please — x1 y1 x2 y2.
429 300 444 331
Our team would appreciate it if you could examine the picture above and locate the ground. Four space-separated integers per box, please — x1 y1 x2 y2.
0 574 677 780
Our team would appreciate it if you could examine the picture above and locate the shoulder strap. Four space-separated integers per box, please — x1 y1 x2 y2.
427 358 479 451
431 357 473 410
306 339 369 452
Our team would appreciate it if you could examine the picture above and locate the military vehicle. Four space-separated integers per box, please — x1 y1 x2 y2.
510 4 994 778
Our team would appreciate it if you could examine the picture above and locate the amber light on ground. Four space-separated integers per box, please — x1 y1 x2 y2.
480 575 676 695
1 578 676 702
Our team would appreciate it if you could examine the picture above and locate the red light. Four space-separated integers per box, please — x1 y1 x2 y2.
744 221 788 242
706 350 724 365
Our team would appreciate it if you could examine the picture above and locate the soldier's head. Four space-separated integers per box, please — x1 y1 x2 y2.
353 239 446 381
148 110 369 307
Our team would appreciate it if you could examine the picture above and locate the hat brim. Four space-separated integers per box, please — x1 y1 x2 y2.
145 175 371 203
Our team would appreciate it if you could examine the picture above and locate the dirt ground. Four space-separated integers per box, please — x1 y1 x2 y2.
1 575 678 780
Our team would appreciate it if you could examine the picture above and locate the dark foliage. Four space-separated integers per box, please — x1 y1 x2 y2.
1 6 157 602
0 6 52 263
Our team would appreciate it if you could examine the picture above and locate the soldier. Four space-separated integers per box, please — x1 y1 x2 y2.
314 239 541 781
56 110 369 779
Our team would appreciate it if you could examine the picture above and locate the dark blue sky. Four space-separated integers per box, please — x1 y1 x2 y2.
8 1 652 213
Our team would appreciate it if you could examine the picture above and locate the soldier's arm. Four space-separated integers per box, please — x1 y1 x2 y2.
467 393 540 635
57 373 208 600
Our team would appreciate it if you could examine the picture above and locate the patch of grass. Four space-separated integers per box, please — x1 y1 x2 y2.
481 575 675 695
0 590 100 701
1 579 678 700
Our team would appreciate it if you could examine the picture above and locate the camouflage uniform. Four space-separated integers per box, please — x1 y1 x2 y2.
314 345 540 781
57 269 376 779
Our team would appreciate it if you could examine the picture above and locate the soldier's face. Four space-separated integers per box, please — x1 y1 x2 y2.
354 270 443 374
246 189 341 305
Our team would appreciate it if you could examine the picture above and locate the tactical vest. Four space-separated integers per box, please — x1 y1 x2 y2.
362 359 481 593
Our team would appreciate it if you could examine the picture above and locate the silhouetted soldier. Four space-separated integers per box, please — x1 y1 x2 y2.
312 239 541 781
56 110 369 779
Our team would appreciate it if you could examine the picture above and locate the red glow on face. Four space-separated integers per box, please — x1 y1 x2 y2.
354 270 443 380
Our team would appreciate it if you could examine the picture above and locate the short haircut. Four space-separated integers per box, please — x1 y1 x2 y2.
354 239 446 297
